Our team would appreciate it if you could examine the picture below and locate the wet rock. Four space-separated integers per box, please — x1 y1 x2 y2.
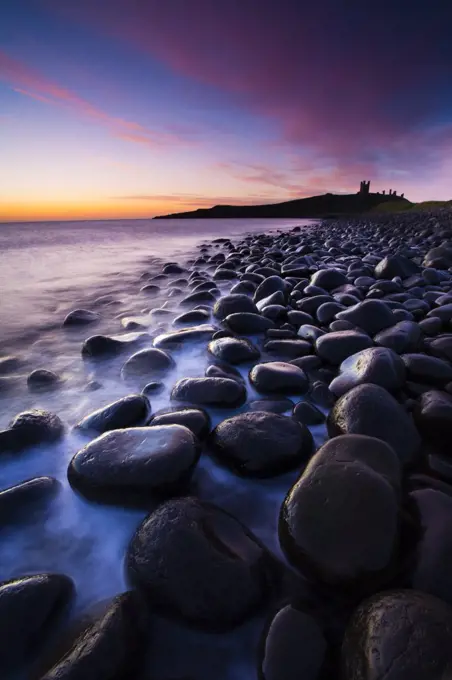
207 337 260 364
413 390 452 448
328 383 421 466
82 335 133 358
419 317 443 336
147 406 211 440
39 591 148 680
213 294 258 320
127 497 277 630
428 335 452 362
0 573 74 673
28 370 62 395
336 299 395 335
163 263 185 275
330 347 406 396
225 313 275 334
309 381 335 408
279 455 399 586
311 268 347 290
298 324 325 343
0 477 60 522
316 330 373 365
173 309 210 325
317 301 345 324
63 309 99 326
76 395 150 434
292 400 325 425
208 411 313 477
259 605 327 680
247 398 293 414
410 489 452 607
140 283 161 295
0 355 22 374
249 361 308 395
254 275 288 303
423 245 452 269
374 319 421 353
142 381 165 396
68 425 200 504
308 434 401 488
342 590 452 680
264 339 311 359
153 325 217 349
171 377 246 408
402 353 452 386
375 254 420 280
180 290 217 306
121 348 175 381
0 409 64 454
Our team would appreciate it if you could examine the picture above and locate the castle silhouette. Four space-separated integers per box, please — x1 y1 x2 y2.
359 180 404 199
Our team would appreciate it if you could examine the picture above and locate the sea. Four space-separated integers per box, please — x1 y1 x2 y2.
0 217 322 679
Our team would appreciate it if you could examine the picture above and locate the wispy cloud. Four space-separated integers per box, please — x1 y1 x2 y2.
113 193 280 207
0 49 196 150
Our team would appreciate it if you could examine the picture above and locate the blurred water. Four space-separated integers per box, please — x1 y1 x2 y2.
0 217 321 679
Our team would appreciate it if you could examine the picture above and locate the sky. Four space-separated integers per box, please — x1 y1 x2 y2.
1 0 452 221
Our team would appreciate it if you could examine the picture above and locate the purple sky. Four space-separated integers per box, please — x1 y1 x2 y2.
1 0 452 220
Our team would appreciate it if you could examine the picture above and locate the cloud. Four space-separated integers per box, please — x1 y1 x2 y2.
60 0 452 182
113 192 279 207
0 49 196 149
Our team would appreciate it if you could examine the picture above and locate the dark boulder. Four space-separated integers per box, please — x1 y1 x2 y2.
330 347 406 396
171 377 246 408
147 406 211 440
208 411 313 477
207 337 260 364
225 313 275 334
153 325 217 349
254 276 288 303
374 254 420 280
402 353 452 387
292 401 325 425
374 320 421 353
142 381 165 396
259 605 327 680
39 591 149 680
423 245 452 269
413 390 452 448
310 268 347 290
249 361 308 395
0 573 74 673
279 456 399 587
68 425 200 505
316 330 373 365
328 384 421 466
342 590 452 680
127 497 277 630
0 477 60 523
172 309 210 325
0 409 64 454
264 339 311 359
63 309 99 326
213 294 258 320
82 334 148 358
121 348 174 381
27 369 61 391
336 300 395 335
75 395 150 434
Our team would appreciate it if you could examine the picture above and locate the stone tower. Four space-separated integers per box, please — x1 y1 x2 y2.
359 180 370 195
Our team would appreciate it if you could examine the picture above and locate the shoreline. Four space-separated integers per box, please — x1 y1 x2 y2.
1 210 452 678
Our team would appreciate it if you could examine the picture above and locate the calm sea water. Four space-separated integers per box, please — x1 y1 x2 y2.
0 217 322 679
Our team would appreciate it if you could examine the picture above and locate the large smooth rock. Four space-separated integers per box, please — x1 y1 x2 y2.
310 268 347 290
328 384 421 466
68 426 200 504
259 605 327 680
208 411 313 477
207 337 260 364
292 401 325 425
411 489 452 607
213 294 258 320
279 457 399 586
330 347 406 396
375 254 420 280
0 410 64 454
27 369 61 391
0 573 74 673
429 335 452 362
423 245 452 269
63 309 99 326
264 339 311 359
402 353 452 387
308 434 401 488
225 313 275 334
127 497 277 630
121 348 174 381
374 320 421 354
82 334 141 358
171 377 246 408
153 325 217 349
75 395 150 434
249 361 308 395
147 406 211 440
316 330 373 365
254 275 288 303
413 390 452 448
0 477 60 523
342 590 452 679
336 300 395 335
39 591 148 680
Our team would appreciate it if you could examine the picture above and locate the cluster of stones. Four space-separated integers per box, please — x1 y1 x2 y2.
2 210 452 677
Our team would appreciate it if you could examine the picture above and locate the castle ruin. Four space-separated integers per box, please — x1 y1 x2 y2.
359 181 403 198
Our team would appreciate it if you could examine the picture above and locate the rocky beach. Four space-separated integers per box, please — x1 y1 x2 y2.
2 211 452 679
